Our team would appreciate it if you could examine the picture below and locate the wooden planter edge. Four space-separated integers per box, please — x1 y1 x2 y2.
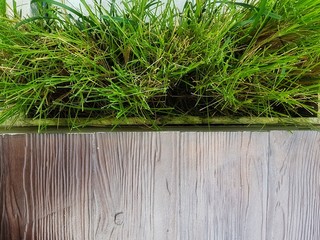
1 116 320 129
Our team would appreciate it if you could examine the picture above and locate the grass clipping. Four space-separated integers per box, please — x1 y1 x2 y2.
0 0 320 128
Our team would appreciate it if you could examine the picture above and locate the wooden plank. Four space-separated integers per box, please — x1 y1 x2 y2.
0 134 95 240
92 131 271 239
93 132 181 240
1 131 320 239
0 135 27 240
266 131 320 240
178 132 270 240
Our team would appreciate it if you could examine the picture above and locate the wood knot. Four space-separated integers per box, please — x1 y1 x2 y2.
114 212 124 225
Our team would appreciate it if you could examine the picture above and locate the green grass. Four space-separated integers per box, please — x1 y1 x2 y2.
0 0 320 129
0 0 6 17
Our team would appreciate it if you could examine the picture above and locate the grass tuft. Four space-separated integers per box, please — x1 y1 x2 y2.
0 0 320 129
0 0 6 17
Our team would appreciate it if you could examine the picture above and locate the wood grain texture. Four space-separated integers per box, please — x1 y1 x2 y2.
266 131 320 240
177 132 269 240
0 134 95 240
0 131 320 240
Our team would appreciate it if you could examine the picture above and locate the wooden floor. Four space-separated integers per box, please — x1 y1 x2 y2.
1 130 320 240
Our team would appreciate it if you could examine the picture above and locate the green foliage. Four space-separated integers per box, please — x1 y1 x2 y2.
0 0 5 17
0 0 320 128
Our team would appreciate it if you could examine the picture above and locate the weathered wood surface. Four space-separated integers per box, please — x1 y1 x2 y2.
0 131 319 240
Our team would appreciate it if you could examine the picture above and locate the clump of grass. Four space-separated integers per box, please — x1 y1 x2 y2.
0 0 320 128
0 0 6 17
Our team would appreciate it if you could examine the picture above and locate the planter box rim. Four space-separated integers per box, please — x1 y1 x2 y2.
1 116 320 130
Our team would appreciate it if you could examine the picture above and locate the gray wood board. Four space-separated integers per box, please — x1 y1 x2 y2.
1 131 319 239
